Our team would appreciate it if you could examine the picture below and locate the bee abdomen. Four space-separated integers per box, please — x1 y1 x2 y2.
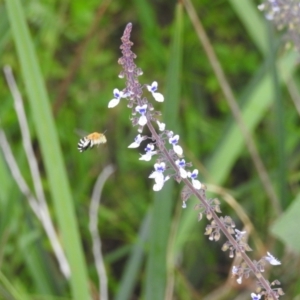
78 137 92 152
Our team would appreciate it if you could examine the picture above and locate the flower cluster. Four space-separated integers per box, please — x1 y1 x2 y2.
231 250 283 299
258 0 300 51
110 86 202 197
232 250 281 284
108 23 283 300
107 24 202 207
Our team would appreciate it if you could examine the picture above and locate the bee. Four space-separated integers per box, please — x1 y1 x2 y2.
77 132 107 152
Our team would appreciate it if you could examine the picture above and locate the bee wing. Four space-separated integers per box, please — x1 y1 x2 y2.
74 128 89 138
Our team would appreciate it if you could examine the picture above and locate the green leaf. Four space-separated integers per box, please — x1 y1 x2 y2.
271 194 300 253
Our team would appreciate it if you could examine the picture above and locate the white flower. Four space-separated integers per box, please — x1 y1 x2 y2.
139 154 153 161
266 13 274 20
157 120 165 131
153 181 164 191
257 4 264 11
139 143 156 161
149 162 165 182
135 104 148 126
251 293 261 300
182 201 187 208
149 163 169 191
232 265 242 284
153 175 170 191
169 134 183 156
265 252 281 266
128 134 146 148
232 266 238 275
167 131 174 137
187 169 201 189
108 88 126 108
175 159 187 178
234 229 247 241
147 81 164 102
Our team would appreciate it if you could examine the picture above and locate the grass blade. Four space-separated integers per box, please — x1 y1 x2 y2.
5 0 91 298
144 3 183 300
115 209 150 300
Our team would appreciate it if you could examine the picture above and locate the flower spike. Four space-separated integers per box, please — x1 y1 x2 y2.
106 23 284 300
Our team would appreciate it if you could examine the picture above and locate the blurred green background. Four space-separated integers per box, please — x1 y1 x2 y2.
0 0 299 299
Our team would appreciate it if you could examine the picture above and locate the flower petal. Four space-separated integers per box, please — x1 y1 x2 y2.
113 88 123 99
169 134 179 144
108 98 120 108
167 131 174 138
149 171 158 179
154 162 165 171
152 81 158 89
191 169 199 177
265 252 281 265
192 179 201 190
251 293 261 300
128 142 140 148
173 144 183 156
232 266 238 275
153 182 163 191
138 115 147 126
179 168 187 178
157 121 165 131
139 153 152 161
152 92 164 102
145 144 155 152
128 134 144 148
257 4 264 11
154 173 164 184
137 104 147 111
147 81 158 92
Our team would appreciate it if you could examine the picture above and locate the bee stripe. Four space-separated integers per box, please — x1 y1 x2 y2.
78 138 91 152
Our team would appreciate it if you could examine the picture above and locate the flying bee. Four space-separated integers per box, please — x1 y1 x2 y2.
77 132 107 152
